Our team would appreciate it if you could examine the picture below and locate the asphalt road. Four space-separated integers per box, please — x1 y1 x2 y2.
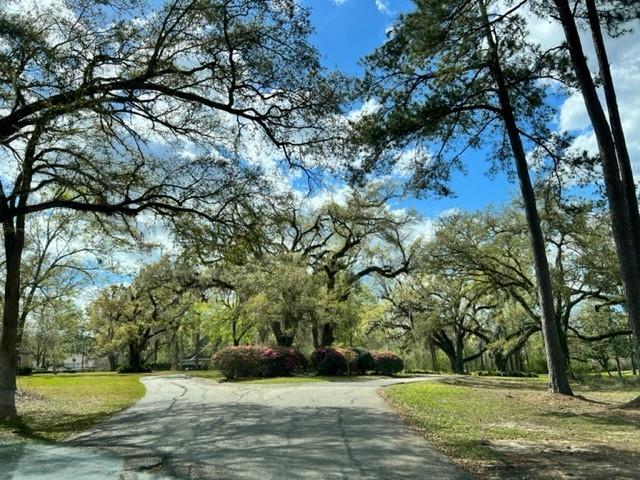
1 375 469 480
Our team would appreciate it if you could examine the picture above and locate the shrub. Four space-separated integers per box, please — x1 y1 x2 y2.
371 351 404 375
261 347 307 377
212 346 307 379
212 346 263 379
352 347 374 374
310 347 358 376
16 366 33 376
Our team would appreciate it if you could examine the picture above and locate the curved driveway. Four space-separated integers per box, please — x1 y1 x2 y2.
4 375 470 479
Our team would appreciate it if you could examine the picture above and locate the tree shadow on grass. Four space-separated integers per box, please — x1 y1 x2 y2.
1 410 120 444
485 440 640 480
541 409 640 429
435 376 548 391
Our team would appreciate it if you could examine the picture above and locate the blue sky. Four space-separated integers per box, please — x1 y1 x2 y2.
303 0 518 218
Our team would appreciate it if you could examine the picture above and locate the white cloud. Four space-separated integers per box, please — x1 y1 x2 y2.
331 0 393 15
374 0 392 15
523 9 640 174
347 98 382 122
407 218 435 242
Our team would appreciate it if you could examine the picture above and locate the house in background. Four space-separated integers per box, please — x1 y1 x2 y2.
17 347 33 369
62 353 96 371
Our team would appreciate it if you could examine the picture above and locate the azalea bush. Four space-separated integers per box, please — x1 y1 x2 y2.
212 346 306 379
212 346 263 379
261 347 307 377
310 347 358 376
371 351 404 375
352 347 375 374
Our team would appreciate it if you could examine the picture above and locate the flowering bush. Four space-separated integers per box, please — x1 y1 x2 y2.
261 347 307 377
310 347 358 376
371 351 404 375
352 347 375 374
212 346 263 379
212 346 306 379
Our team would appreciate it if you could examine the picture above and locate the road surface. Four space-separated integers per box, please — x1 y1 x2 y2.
1 375 469 479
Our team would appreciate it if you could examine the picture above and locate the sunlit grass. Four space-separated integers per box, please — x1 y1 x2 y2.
382 375 640 476
1 372 145 442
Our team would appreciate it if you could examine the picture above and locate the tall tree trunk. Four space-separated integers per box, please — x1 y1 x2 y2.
448 353 464 374
614 354 623 379
108 352 118 371
553 0 640 363
0 231 24 419
271 322 294 347
311 323 320 349
494 351 508 372
584 0 640 257
480 0 572 394
128 342 143 371
429 338 438 371
0 125 41 418
319 322 335 347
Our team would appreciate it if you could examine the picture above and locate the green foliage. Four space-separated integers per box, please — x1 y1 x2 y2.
355 0 571 193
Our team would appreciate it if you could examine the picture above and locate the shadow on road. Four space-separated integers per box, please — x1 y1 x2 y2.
66 398 467 479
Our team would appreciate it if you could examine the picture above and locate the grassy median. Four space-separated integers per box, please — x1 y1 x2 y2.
382 375 640 479
1 372 145 442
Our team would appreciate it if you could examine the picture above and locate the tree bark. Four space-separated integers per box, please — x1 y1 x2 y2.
319 322 335 347
480 0 572 394
0 231 24 419
429 338 438 371
107 352 118 371
614 354 623 379
128 343 143 371
271 322 294 347
553 0 640 363
494 351 508 372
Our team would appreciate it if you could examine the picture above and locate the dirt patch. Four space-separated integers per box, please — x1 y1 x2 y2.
484 439 640 480
16 389 45 403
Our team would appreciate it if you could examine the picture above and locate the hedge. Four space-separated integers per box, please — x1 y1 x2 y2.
212 346 306 379
310 347 358 376
371 351 404 375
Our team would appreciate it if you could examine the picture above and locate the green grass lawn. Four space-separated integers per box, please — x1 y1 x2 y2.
382 375 640 479
1 372 146 442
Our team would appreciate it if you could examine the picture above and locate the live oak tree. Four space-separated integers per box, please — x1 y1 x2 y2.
431 195 622 368
87 256 202 371
355 0 573 393
272 185 416 346
382 271 493 373
0 0 345 417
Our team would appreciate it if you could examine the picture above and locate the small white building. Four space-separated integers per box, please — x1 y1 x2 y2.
62 353 95 371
